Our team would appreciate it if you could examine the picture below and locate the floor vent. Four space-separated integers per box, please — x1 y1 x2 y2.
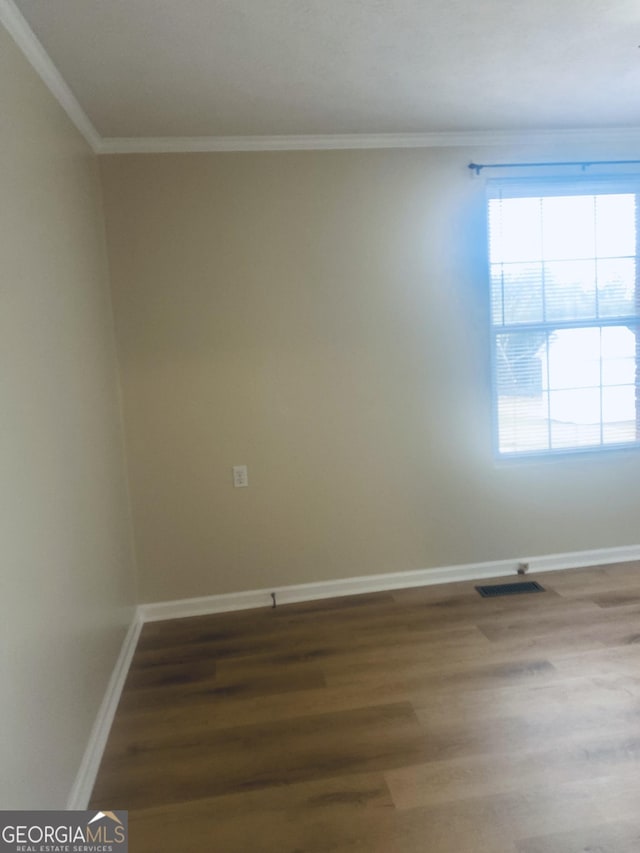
475 581 545 598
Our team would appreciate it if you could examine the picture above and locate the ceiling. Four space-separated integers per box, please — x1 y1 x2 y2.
7 0 640 145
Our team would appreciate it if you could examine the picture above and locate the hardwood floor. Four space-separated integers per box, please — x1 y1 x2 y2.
91 563 640 852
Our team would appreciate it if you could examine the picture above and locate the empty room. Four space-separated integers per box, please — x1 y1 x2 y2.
2 1 640 851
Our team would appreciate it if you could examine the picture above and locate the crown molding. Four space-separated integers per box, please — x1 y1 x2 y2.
98 126 640 155
4 0 640 158
0 0 100 152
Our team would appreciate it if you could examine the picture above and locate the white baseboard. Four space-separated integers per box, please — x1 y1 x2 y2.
139 543 640 623
522 544 640 573
68 543 640 806
66 609 143 810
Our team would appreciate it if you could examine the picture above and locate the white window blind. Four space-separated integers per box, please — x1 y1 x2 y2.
487 176 640 456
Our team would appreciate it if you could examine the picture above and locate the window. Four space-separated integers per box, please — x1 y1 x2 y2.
488 176 640 457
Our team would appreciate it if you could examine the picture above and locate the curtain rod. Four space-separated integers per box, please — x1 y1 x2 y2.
468 159 640 175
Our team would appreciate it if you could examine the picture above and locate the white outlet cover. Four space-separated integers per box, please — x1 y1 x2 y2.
233 465 248 487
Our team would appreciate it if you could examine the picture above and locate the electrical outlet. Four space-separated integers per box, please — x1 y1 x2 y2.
232 465 248 488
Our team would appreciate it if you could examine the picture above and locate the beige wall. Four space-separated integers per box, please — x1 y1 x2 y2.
0 26 136 807
101 145 640 604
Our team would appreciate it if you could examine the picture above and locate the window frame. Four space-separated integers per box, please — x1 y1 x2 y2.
486 175 640 460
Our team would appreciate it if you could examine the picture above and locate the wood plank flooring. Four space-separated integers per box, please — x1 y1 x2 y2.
91 562 640 852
